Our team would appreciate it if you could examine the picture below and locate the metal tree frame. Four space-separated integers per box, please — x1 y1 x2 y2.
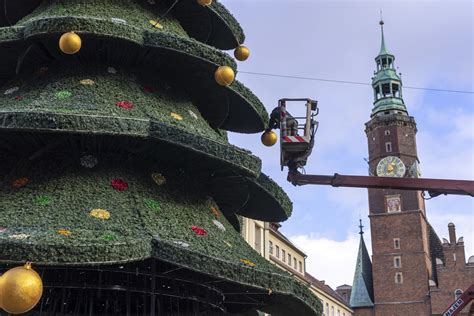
0 259 272 316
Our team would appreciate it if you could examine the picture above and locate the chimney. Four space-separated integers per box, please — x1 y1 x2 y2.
448 223 456 244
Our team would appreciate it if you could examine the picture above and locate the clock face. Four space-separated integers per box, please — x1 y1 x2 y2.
376 156 406 177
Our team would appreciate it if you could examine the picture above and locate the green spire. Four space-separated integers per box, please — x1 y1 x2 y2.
350 219 374 308
378 19 391 56
371 19 408 117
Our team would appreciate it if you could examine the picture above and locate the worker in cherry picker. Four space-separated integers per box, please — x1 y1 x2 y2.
265 107 316 172
267 107 298 135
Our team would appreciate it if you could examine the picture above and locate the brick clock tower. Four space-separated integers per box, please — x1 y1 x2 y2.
365 20 433 315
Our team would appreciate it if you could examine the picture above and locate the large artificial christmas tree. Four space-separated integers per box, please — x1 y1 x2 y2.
0 1 322 315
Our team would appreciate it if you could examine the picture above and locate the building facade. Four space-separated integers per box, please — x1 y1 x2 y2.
349 20 474 316
241 217 354 316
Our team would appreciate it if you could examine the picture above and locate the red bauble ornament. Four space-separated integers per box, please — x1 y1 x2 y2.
116 101 134 109
111 179 129 191
191 225 207 236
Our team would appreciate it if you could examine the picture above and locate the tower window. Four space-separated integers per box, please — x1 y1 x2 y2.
299 261 303 272
392 83 400 97
294 257 297 269
394 238 400 249
395 272 403 284
385 142 392 152
269 241 273 254
375 85 381 100
382 83 390 96
455 289 463 299
282 250 286 262
288 253 291 265
276 245 280 258
384 130 390 136
394 256 401 268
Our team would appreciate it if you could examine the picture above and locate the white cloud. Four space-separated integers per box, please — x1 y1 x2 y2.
290 232 372 289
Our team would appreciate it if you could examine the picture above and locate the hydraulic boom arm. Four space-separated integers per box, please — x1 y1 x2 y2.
288 171 474 197
441 284 474 316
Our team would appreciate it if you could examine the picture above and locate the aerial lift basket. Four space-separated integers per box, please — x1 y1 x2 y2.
279 98 319 170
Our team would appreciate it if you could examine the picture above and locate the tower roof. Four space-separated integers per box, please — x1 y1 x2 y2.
350 220 374 308
378 19 393 57
371 19 408 117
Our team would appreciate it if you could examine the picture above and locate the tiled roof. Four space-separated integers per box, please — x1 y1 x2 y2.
349 234 374 308
428 222 445 285
269 223 307 258
305 273 351 309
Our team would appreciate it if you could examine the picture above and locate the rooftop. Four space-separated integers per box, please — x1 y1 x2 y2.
305 273 352 309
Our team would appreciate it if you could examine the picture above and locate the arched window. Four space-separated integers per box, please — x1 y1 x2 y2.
455 289 463 299
395 272 403 284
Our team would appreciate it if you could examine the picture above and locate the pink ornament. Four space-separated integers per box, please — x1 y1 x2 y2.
15 95 23 101
191 225 207 236
116 101 134 109
111 178 129 191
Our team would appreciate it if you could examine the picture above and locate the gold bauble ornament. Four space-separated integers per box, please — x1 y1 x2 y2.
214 66 235 86
0 263 43 314
197 0 212 6
59 32 82 54
261 130 277 147
234 45 250 61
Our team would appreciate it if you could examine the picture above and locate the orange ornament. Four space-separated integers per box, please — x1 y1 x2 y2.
197 0 212 6
12 177 29 188
210 206 220 218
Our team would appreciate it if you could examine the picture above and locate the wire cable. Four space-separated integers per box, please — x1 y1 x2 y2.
239 71 474 94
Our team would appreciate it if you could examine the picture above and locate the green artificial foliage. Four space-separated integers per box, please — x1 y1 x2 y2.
209 1 245 45
144 198 160 212
0 63 263 176
0 0 322 314
34 195 53 206
0 153 321 314
238 173 293 221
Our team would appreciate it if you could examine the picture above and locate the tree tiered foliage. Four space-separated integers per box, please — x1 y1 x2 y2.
0 1 322 314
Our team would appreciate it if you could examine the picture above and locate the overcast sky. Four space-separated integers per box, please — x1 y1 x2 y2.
222 0 473 289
